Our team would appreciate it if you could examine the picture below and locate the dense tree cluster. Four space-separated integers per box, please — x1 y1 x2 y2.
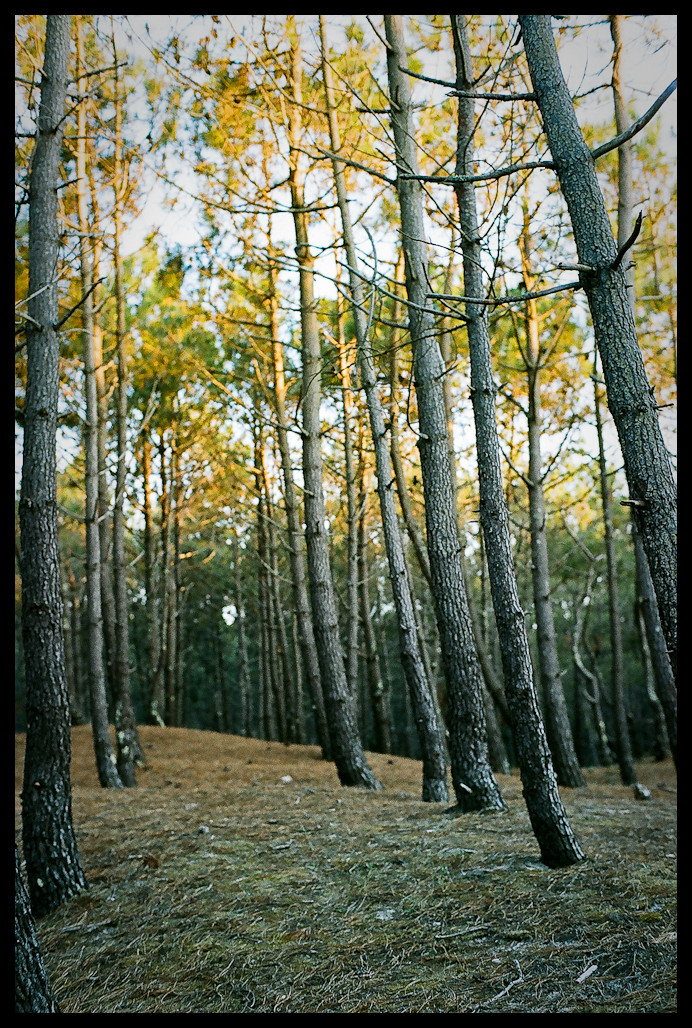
16 14 675 929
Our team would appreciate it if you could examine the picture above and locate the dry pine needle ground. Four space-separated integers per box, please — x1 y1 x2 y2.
15 725 676 1013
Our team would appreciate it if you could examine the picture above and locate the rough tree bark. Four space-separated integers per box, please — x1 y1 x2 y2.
321 16 448 801
519 14 677 680
450 14 585 866
385 14 503 811
265 253 331 756
608 15 676 769
15 846 60 1012
19 12 88 914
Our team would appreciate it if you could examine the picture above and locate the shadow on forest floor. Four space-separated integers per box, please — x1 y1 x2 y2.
15 725 677 1013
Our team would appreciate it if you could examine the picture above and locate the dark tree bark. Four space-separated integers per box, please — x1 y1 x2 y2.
19 13 88 915
15 846 60 1013
385 14 503 812
449 15 584 866
519 14 677 680
607 15 676 770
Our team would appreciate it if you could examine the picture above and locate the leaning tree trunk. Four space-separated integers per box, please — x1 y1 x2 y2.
321 16 448 801
608 14 676 769
449 14 584 866
385 14 503 812
519 14 677 680
287 29 381 789
19 13 88 915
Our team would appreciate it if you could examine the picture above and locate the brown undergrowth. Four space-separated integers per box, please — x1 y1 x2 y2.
15 725 677 1013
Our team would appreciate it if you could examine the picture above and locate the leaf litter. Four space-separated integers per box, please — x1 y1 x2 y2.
15 725 676 1013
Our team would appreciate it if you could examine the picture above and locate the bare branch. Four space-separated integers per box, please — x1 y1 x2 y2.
313 144 395 186
54 276 107 330
591 79 677 161
401 158 555 187
447 88 536 101
428 279 582 309
611 210 643 270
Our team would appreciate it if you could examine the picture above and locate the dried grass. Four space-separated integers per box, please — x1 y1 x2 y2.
15 725 677 1013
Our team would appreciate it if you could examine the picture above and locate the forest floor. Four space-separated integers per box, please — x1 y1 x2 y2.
15 725 676 1013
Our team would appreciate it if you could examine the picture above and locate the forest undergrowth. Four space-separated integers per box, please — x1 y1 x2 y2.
15 725 677 1013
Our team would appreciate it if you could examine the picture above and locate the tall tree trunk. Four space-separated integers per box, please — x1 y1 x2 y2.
439 240 511 731
163 418 181 726
593 361 638 787
254 416 280 741
632 522 676 765
76 18 122 789
321 18 448 800
608 15 676 769
519 15 677 680
564 524 615 767
385 14 503 812
15 846 60 1012
633 581 670 762
357 464 392 755
335 306 360 704
265 254 330 756
257 424 291 741
141 432 164 725
110 24 142 776
62 567 85 724
84 169 118 709
212 610 228 733
449 15 584 865
94 322 118 704
287 26 381 789
19 13 87 914
232 532 252 737
519 218 584 787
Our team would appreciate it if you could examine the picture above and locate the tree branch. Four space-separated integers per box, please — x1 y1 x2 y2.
54 276 106 330
313 145 395 185
400 158 554 186
611 210 643 270
591 79 677 161
428 279 582 308
447 88 536 101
